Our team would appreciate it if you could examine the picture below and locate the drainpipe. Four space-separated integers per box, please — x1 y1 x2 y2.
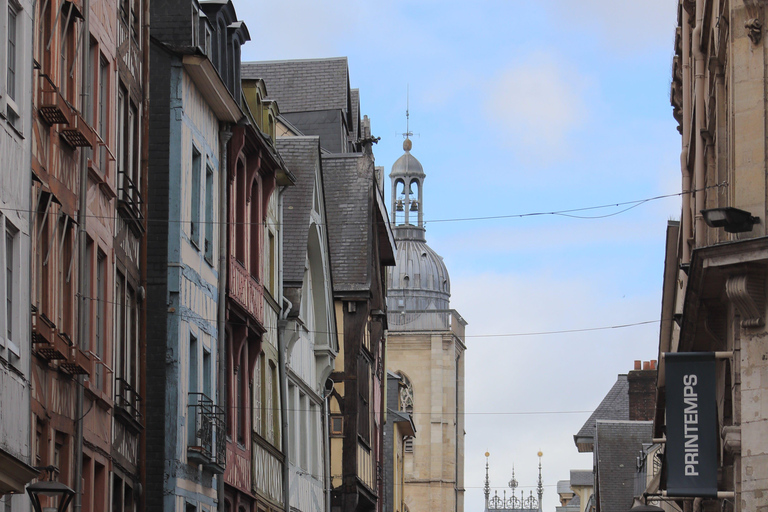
322 380 332 512
74 0 90 509
681 6 692 264
217 124 232 512
692 0 706 247
277 185 292 512
455 348 460 512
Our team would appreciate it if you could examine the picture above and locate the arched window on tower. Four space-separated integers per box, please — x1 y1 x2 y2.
395 179 406 226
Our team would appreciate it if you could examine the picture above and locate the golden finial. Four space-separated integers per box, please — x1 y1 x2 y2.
485 452 490 457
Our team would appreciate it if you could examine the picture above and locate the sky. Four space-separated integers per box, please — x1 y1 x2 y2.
237 2 681 511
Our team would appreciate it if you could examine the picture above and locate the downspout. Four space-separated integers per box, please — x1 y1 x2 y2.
217 124 232 512
692 0 706 247
277 185 292 512
74 0 90 509
139 0 150 507
681 6 692 264
455 347 460 512
322 382 332 512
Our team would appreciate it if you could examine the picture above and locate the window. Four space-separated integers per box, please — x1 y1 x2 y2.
94 251 106 389
114 271 139 395
330 416 343 436
190 147 201 245
7 4 17 100
188 332 198 444
117 85 140 207
5 227 13 344
254 353 262 436
357 356 370 443
98 56 109 170
204 164 214 261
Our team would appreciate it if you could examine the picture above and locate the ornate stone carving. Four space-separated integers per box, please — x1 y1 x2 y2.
745 18 763 45
725 273 765 328
722 425 741 455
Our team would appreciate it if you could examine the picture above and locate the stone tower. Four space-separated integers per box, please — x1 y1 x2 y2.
386 131 467 512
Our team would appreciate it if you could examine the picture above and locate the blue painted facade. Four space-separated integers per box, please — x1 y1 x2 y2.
147 2 248 511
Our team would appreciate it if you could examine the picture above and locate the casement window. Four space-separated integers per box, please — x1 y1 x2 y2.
93 250 106 389
190 147 201 245
204 164 214 262
114 271 139 396
117 84 140 208
3 1 22 130
1 220 20 362
254 353 262 436
357 356 371 443
6 4 16 100
97 56 109 170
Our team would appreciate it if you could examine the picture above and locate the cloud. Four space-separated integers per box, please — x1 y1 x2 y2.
483 52 588 165
450 271 660 512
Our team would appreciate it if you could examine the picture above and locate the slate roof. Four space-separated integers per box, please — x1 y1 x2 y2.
276 137 324 287
594 420 652 512
241 57 351 115
567 495 581 507
574 375 629 452
569 469 593 487
322 153 374 293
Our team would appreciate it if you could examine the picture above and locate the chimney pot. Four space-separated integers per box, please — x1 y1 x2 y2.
634 360 641 370
651 360 657 369
643 361 650 370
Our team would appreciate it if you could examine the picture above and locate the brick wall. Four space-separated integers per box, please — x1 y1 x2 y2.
627 360 657 422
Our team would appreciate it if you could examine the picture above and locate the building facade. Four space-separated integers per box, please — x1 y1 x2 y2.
385 137 466 512
146 2 247 511
0 0 38 505
277 135 338 512
657 1 768 511
28 0 149 509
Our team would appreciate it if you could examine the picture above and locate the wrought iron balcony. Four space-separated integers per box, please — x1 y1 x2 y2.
115 376 143 426
31 307 67 360
58 332 92 376
187 393 226 473
38 74 73 126
117 169 144 222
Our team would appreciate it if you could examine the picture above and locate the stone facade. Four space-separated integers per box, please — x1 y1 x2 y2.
657 1 768 511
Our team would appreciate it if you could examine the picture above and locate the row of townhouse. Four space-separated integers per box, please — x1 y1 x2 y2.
0 1 408 512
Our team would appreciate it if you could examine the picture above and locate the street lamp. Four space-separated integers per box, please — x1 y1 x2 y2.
26 467 75 512
701 207 760 233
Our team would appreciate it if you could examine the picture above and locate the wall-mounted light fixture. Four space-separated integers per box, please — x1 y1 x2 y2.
26 467 75 512
701 207 760 233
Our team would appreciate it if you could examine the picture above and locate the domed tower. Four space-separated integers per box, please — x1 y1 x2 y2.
385 124 465 512
387 135 451 322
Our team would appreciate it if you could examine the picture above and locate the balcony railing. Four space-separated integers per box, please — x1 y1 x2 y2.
228 256 263 325
115 376 143 424
31 307 67 360
37 73 97 148
188 393 226 473
58 332 92 376
117 168 144 221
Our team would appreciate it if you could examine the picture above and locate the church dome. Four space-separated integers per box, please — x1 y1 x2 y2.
387 238 451 311
391 148 424 177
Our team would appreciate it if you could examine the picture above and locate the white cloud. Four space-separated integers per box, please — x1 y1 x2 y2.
483 52 588 165
450 271 660 512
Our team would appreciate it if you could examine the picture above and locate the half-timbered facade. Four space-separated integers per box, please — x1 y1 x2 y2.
223 75 293 512
0 0 39 505
146 2 248 512
29 0 148 509
276 135 338 512
324 141 396 512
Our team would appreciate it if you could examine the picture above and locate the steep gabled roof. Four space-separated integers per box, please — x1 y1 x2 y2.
594 421 652 512
574 375 629 452
276 136 324 286
241 57 351 115
322 153 373 294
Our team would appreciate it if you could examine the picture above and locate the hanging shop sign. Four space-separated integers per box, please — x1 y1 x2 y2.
665 352 718 497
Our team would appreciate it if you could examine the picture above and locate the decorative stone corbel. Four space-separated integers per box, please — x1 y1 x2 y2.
722 425 741 455
745 18 763 44
725 273 765 328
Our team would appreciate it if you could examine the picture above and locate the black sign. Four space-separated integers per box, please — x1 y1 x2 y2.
665 352 718 497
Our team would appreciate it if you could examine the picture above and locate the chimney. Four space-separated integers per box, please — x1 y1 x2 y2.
628 360 657 421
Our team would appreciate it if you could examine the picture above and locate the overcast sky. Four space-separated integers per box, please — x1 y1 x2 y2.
238 2 680 511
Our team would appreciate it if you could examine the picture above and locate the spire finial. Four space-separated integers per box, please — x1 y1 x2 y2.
484 452 491 507
403 85 413 151
537 451 544 512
